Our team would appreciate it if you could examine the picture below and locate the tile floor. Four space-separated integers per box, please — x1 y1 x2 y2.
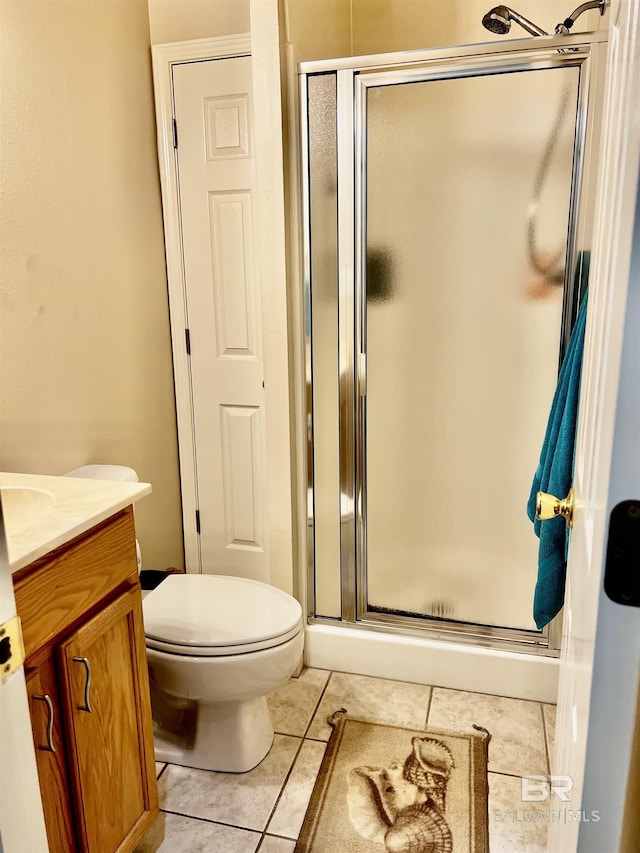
136 668 557 852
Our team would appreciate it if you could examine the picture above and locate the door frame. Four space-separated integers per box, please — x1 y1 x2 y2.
152 12 294 594
550 0 640 845
152 34 252 575
0 516 48 851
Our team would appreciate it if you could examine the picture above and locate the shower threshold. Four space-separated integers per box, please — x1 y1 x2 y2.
304 620 559 702
325 607 559 658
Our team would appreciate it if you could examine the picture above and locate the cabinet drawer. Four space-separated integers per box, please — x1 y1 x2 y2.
14 509 138 660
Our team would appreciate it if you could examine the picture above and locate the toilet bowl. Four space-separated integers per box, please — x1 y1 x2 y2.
143 574 303 772
63 465 304 774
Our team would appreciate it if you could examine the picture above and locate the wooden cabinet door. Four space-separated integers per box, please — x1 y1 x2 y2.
57 587 158 853
26 655 77 853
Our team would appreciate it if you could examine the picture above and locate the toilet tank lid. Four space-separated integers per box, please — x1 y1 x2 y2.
64 465 139 483
142 575 303 648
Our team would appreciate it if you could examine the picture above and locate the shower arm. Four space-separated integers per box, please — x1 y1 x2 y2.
555 0 608 34
482 1 608 40
507 10 548 37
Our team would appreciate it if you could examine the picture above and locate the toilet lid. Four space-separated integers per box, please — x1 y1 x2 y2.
143 575 303 656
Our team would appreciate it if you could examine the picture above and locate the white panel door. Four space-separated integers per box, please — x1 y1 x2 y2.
173 57 269 581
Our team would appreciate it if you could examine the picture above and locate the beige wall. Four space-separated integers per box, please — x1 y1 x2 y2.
285 0 350 60
147 0 250 44
0 0 183 570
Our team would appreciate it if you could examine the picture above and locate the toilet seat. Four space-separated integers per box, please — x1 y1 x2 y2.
143 574 303 657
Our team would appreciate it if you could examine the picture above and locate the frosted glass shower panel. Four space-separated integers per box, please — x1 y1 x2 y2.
308 73 341 618
364 67 579 630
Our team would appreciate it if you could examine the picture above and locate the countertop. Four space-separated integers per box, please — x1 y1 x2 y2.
1 472 152 573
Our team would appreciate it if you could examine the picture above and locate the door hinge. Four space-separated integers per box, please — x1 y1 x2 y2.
195 509 201 534
185 328 191 355
0 615 26 683
172 118 178 149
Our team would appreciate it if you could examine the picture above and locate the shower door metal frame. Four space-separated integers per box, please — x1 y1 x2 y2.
301 30 608 655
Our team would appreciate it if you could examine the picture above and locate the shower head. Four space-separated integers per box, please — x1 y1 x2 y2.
482 5 511 34
482 6 549 37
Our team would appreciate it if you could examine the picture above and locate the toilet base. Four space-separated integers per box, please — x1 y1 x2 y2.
153 695 275 773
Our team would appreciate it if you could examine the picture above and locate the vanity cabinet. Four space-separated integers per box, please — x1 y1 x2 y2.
14 507 158 853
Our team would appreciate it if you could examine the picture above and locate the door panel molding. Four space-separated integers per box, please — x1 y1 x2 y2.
209 191 259 359
221 404 266 552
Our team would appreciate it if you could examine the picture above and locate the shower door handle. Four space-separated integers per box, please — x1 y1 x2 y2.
358 352 367 397
536 488 575 528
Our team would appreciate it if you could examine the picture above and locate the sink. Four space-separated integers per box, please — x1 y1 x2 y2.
1 487 55 537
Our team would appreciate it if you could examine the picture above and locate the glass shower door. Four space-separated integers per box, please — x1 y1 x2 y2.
302 35 601 650
359 65 580 633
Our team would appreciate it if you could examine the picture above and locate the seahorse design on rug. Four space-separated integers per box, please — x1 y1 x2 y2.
346 736 455 853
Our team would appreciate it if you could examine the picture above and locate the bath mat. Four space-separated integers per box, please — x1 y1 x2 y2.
295 710 490 853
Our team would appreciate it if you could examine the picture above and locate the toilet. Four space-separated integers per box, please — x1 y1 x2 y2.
64 465 304 773
144 574 303 772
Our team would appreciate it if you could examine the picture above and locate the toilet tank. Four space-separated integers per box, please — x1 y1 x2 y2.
64 465 142 571
64 465 139 483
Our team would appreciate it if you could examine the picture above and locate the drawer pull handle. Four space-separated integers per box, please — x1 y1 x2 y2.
33 694 56 752
72 656 93 713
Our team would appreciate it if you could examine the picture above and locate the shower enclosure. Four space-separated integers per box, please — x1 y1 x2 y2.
301 34 605 655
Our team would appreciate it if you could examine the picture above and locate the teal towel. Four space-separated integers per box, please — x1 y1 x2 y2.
527 291 588 629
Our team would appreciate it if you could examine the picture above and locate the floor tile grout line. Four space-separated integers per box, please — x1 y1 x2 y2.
488 770 531 780
156 763 168 781
158 806 263 834
262 669 335 841
262 735 307 837
301 669 334 739
424 685 434 726
272 668 333 739
255 829 298 852
540 701 552 775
